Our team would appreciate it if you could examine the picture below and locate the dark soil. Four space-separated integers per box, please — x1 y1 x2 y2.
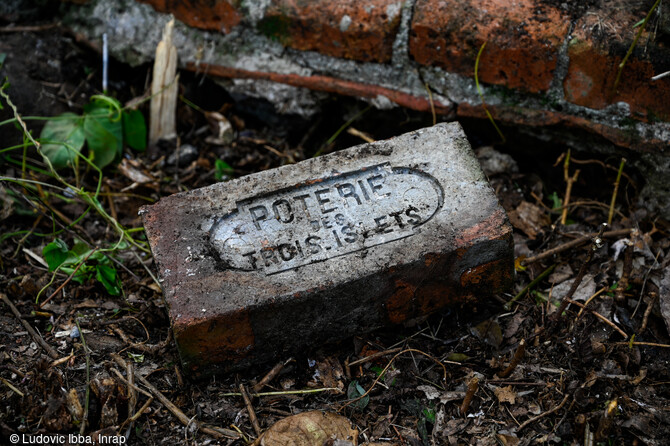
1 19 670 446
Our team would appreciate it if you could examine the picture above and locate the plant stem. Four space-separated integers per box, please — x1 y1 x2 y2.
505 264 556 310
612 0 662 95
607 158 626 225
475 41 505 144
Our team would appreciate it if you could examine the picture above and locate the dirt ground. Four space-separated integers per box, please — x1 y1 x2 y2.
1 16 670 446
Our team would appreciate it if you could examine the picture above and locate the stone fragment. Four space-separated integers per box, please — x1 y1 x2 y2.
141 123 513 376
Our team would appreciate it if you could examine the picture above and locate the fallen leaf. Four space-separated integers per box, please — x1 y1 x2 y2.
117 157 155 184
503 312 524 339
313 356 345 391
258 411 358 446
496 433 520 446
471 319 503 349
507 201 550 239
493 385 517 404
546 274 596 302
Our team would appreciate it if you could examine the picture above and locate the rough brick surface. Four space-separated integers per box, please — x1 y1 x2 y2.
565 7 670 120
138 0 240 33
410 0 570 93
260 0 403 63
141 123 513 375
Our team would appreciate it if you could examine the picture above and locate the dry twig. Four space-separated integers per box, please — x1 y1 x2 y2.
111 353 241 441
607 158 626 225
251 358 292 393
561 150 580 225
1 292 59 359
460 376 479 415
575 287 608 321
348 347 404 367
639 292 658 333
240 384 262 437
518 393 571 431
567 299 628 339
522 229 631 265
498 339 525 379
552 224 607 321
75 318 91 435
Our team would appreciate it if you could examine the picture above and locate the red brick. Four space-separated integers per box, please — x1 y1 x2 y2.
138 0 241 33
410 0 569 93
260 0 403 63
565 10 670 120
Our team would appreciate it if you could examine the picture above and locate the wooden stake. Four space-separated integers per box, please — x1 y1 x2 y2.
150 18 179 145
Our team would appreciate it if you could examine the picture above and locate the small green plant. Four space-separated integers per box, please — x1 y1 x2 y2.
548 191 562 210
612 0 662 95
422 406 436 424
215 159 234 181
346 380 370 410
0 82 150 253
39 95 146 170
42 238 123 296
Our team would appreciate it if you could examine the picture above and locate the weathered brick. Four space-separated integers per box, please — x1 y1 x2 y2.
410 0 569 93
260 0 403 63
138 0 241 33
141 123 513 376
565 9 670 120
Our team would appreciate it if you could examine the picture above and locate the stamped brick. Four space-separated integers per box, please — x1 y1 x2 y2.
259 0 403 63
141 123 513 376
410 0 569 93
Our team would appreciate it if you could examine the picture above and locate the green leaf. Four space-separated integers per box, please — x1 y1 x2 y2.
61 264 94 284
42 238 69 271
0 53 6 69
39 113 86 169
215 159 234 181
346 380 369 410
122 109 147 151
69 241 93 260
127 351 144 363
84 101 123 168
95 264 121 296
548 191 562 210
422 407 436 424
446 352 470 362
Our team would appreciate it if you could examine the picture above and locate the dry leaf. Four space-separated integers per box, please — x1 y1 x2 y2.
258 411 358 446
118 158 155 184
204 111 234 145
471 319 503 348
508 201 550 239
493 385 517 404
496 433 520 446
65 388 84 421
313 357 345 391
